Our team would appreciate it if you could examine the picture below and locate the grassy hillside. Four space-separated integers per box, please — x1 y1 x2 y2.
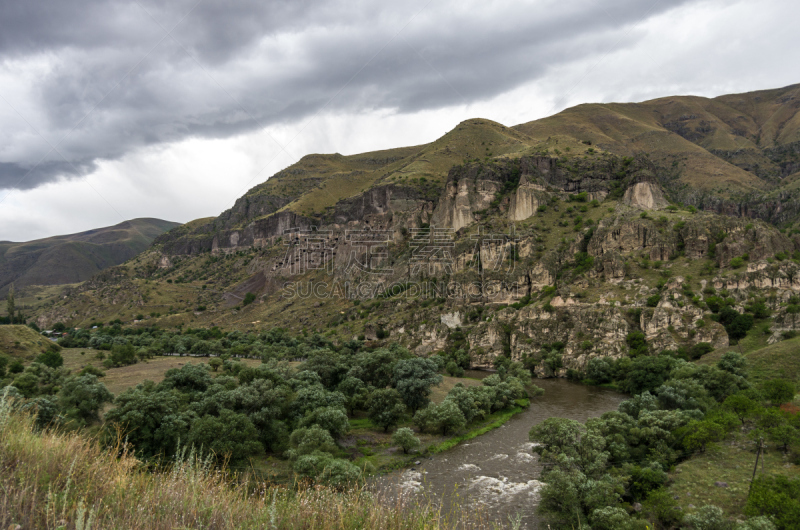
699 335 800 385
0 218 180 296
514 83 800 195
0 325 59 360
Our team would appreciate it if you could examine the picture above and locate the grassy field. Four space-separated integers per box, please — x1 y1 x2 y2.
59 349 262 396
668 435 800 517
429 375 483 403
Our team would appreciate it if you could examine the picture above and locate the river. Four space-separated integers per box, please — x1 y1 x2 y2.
376 378 627 529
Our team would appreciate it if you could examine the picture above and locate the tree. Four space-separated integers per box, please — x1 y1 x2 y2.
58 374 114 425
208 358 223 372
435 400 466 435
682 505 730 530
537 467 624 529
621 355 675 394
106 343 137 367
367 388 406 432
591 506 648 530
680 420 725 453
529 417 609 476
0 353 9 378
413 401 466 435
8 359 24 374
6 284 15 322
393 357 442 412
158 363 214 394
348 348 400 388
392 427 420 454
105 383 190 458
723 393 760 425
35 349 63 369
299 406 350 439
727 314 754 340
286 425 338 460
625 331 648 357
761 379 795 406
187 409 262 464
767 421 800 454
292 452 361 490
337 376 369 415
642 489 683 530
717 351 747 377
444 383 481 423
587 357 614 384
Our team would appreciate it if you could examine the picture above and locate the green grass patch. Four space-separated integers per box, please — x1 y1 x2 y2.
668 435 800 518
699 335 800 385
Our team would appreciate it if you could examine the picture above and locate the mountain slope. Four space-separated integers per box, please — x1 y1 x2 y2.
514 83 800 195
0 218 180 295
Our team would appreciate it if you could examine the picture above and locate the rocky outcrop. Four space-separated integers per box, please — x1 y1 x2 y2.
595 251 626 281
588 219 677 262
508 173 545 221
623 176 669 210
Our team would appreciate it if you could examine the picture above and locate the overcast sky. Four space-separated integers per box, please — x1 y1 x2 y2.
0 0 797 241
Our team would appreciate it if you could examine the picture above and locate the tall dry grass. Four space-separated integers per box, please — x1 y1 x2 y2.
0 393 493 529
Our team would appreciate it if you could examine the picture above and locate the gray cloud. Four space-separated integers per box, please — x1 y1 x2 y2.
0 0 694 189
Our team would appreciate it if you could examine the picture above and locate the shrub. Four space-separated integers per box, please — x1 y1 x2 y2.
35 350 63 369
392 427 420 454
625 331 648 357
646 294 661 307
745 475 800 529
730 257 744 268
586 357 614 384
761 379 796 406
242 292 256 306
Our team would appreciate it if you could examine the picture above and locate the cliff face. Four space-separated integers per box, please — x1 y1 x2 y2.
39 154 800 377
623 177 669 210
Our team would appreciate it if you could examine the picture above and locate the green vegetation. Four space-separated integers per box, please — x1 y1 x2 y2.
2 326 537 491
533 349 798 529
0 397 474 529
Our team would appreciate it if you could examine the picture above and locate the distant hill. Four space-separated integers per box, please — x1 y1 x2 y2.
0 218 180 296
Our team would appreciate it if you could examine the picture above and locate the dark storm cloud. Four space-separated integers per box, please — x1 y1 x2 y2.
0 0 693 189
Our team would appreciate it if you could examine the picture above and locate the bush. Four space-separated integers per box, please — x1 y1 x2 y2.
625 331 648 357
726 313 754 341
58 374 114 425
745 475 800 529
413 401 466 435
107 343 138 367
586 357 614 384
242 292 256 306
35 350 63 369
761 379 795 406
445 361 464 377
392 427 420 454
646 294 661 307
367 389 406 432
620 355 676 394
730 257 744 268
